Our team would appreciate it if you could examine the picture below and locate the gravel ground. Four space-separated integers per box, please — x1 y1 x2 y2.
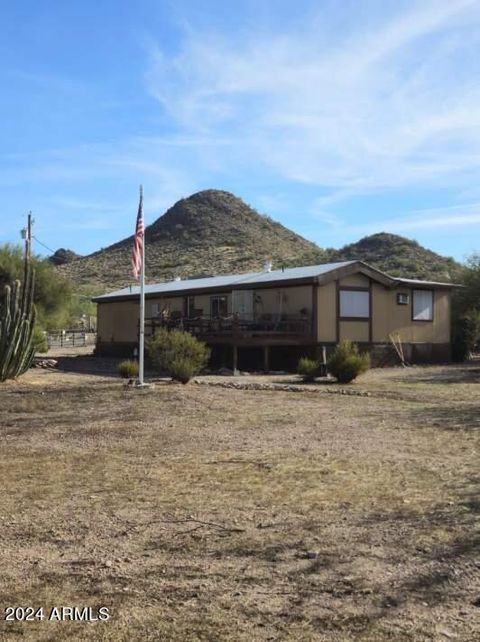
0 354 478 640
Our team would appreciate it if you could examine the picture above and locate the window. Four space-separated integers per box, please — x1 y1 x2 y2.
413 290 433 321
397 292 410 305
151 303 160 317
232 290 253 319
183 296 195 318
210 295 228 318
339 289 369 318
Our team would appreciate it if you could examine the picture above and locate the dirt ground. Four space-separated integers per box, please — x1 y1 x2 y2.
0 350 479 641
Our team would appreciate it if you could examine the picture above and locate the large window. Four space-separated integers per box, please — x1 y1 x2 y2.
413 290 433 321
210 295 228 318
232 290 253 319
339 289 370 319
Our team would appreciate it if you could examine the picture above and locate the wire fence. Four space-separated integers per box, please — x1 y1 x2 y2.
46 330 96 348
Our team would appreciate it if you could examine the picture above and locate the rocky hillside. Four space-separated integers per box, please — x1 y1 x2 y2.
58 190 326 288
328 233 459 282
57 190 460 289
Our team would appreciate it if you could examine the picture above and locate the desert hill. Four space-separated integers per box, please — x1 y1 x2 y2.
57 190 460 289
328 233 459 282
58 190 326 288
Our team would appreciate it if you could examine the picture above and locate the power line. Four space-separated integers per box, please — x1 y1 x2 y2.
32 235 56 255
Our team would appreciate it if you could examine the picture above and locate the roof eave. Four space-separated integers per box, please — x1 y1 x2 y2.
92 274 320 303
393 279 463 289
315 260 396 287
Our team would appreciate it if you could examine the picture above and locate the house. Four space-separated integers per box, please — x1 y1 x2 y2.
92 260 457 369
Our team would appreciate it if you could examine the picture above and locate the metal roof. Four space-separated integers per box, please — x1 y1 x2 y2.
93 260 460 302
93 261 356 301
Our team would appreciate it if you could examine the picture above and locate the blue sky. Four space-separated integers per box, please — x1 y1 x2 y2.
1 0 479 263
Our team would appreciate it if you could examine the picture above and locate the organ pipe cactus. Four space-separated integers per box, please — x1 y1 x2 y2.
0 260 36 381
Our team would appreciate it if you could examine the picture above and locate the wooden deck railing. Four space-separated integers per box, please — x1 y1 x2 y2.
144 314 312 340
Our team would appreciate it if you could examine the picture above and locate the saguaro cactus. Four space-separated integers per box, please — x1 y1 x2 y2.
0 260 36 381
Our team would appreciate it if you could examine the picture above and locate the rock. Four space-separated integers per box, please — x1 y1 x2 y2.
33 358 58 369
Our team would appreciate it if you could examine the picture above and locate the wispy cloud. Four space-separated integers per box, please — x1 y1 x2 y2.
145 0 480 192
334 202 480 236
2 1 480 257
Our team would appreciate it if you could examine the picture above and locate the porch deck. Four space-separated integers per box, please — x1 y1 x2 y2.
145 314 313 343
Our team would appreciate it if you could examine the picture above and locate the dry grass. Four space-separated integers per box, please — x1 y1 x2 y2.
0 362 479 641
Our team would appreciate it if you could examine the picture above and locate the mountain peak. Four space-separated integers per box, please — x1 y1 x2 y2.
149 189 274 237
56 190 460 288
59 190 325 288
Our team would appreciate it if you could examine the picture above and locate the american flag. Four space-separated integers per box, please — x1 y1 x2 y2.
131 187 144 279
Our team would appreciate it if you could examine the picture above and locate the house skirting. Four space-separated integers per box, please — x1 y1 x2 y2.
368 342 451 366
95 339 452 369
95 341 138 358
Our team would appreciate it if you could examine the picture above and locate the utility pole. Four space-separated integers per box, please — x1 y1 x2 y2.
27 212 32 260
21 212 33 260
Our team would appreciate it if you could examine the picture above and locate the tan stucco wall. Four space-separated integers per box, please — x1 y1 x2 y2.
97 301 139 343
340 320 369 342
372 284 450 343
317 281 336 342
338 274 370 288
316 278 451 344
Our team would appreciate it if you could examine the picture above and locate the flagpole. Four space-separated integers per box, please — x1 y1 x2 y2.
138 185 145 386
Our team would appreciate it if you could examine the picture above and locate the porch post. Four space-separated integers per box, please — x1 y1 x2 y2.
263 345 270 372
232 345 238 374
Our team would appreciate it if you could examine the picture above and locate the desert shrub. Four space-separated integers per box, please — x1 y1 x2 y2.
168 357 197 384
451 254 480 361
297 356 321 382
117 359 139 378
148 328 210 383
33 326 48 354
0 243 73 329
327 340 370 383
451 309 480 362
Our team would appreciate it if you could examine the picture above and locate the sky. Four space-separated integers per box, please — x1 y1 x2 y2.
1 0 479 263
